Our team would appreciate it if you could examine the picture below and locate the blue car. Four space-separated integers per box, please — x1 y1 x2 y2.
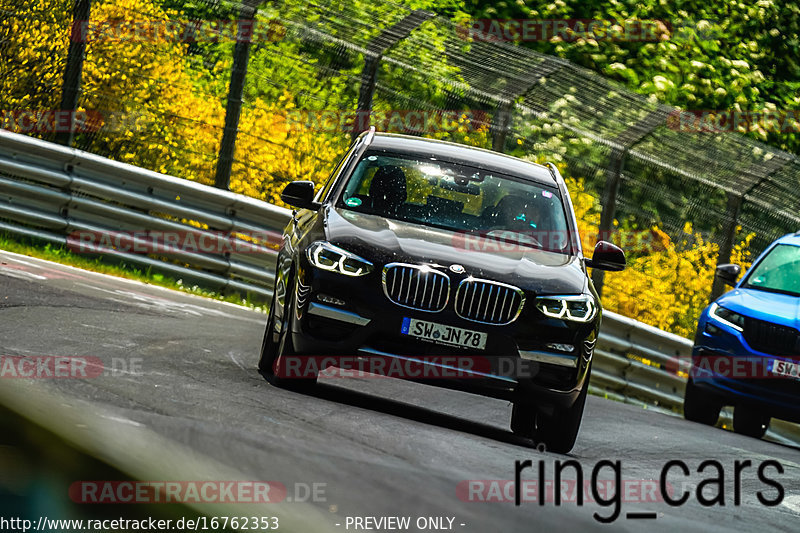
685 232 800 438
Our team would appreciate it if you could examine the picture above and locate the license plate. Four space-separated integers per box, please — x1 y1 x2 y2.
771 359 800 379
401 318 487 350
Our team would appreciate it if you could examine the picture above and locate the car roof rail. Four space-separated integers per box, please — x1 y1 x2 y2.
352 126 376 161
355 126 376 146
365 125 376 146
545 162 565 186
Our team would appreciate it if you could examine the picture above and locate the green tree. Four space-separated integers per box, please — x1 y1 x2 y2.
464 0 800 153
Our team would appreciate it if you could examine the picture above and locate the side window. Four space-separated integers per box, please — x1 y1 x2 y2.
315 145 358 203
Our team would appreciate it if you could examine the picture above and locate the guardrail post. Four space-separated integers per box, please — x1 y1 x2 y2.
214 1 260 190
350 10 434 141
55 0 91 147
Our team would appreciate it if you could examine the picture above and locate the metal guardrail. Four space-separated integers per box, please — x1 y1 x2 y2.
592 312 800 446
0 129 291 300
0 129 798 446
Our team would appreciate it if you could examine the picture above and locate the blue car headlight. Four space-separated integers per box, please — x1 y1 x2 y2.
708 302 745 331
307 241 373 276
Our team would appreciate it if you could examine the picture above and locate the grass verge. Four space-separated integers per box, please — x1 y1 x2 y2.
0 233 268 312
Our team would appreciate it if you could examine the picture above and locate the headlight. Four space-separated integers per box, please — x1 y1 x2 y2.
536 294 597 322
307 241 373 276
708 302 745 331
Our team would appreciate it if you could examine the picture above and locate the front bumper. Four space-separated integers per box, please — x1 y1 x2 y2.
287 262 596 408
692 316 800 421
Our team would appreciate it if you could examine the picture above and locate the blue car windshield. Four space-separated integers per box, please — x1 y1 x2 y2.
337 152 572 253
742 244 800 297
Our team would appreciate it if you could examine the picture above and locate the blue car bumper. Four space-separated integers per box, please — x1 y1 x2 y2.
692 313 800 423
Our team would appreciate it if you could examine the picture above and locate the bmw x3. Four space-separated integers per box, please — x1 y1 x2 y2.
258 129 626 453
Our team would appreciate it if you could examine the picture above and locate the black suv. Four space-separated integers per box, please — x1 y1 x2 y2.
259 129 625 453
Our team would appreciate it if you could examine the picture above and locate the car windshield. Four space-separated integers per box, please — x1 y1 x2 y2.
742 243 800 297
337 152 572 253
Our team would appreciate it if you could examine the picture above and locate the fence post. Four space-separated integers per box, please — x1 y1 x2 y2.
489 61 563 154
353 55 380 139
491 102 512 153
591 108 669 297
708 192 743 301
707 155 789 302
56 0 91 147
350 10 434 141
214 1 260 190
591 151 624 295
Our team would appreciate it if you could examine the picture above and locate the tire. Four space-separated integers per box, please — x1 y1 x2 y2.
683 379 722 426
510 401 536 439
733 405 769 439
510 379 588 454
258 275 317 390
533 381 588 454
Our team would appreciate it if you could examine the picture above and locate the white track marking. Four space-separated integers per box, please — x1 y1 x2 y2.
781 494 800 515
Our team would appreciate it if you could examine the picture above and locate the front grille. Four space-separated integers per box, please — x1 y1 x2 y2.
743 317 800 356
382 263 449 312
455 278 525 324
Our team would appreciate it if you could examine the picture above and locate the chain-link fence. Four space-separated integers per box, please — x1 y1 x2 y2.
1 0 798 336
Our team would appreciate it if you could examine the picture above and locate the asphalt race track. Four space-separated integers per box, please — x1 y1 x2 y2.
2 250 799 532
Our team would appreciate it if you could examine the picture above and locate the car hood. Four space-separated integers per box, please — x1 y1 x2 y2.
716 288 800 329
323 207 587 294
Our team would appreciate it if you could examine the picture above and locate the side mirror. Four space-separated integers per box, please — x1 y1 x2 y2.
715 263 741 287
585 241 626 272
281 181 319 210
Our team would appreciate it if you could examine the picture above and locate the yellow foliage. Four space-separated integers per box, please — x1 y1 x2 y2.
232 97 350 205
602 228 754 338
1 0 346 205
0 0 70 110
524 156 756 338
563 181 755 338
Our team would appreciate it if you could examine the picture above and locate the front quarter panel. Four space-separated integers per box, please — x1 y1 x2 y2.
274 208 325 316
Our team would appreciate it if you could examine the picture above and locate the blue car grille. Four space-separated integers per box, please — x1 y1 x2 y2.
743 317 800 356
